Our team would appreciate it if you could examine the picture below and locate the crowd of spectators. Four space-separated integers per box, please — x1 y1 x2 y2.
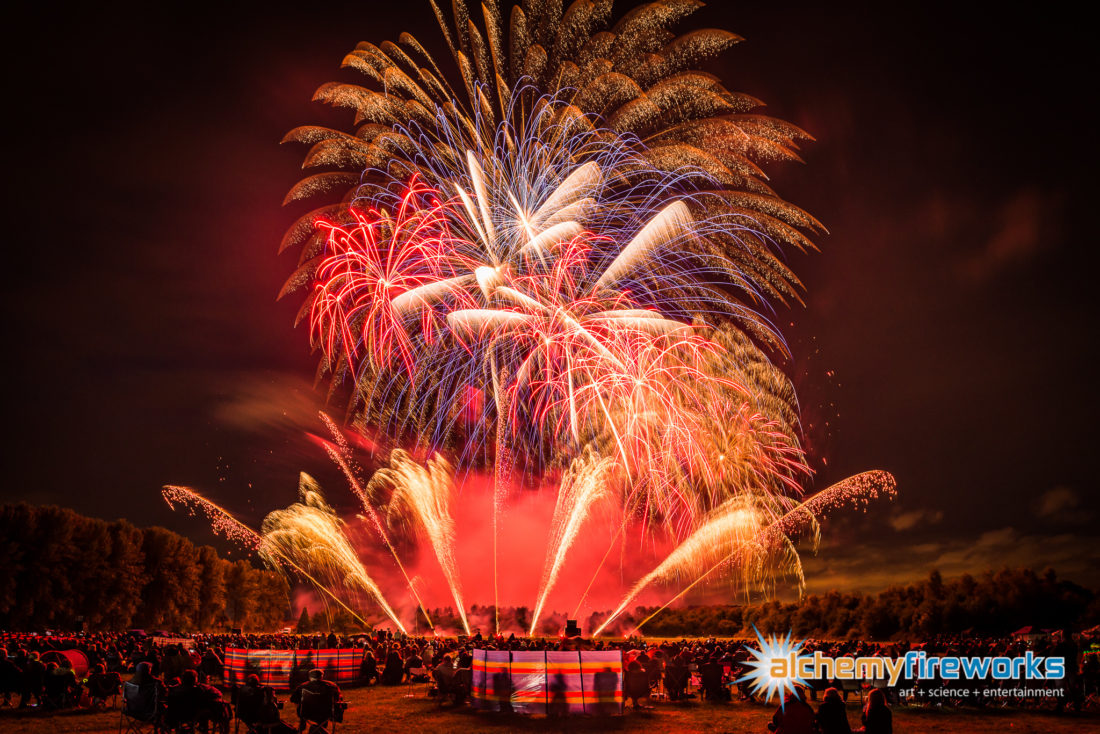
1 628 1096 730
0 630 349 731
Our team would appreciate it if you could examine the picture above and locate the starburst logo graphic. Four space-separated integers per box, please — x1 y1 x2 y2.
737 626 810 706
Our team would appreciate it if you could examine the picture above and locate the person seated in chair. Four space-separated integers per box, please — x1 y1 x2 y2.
448 666 472 706
234 674 266 729
0 647 22 707
767 688 815 734
166 669 229 733
43 661 80 709
815 687 852 734
123 662 166 726
856 688 892 734
431 654 455 695
86 663 122 708
255 687 295 733
380 649 403 685
665 652 690 701
403 648 427 681
358 650 378 686
19 651 46 708
290 669 342 732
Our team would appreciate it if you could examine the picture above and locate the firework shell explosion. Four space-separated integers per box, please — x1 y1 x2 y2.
164 0 896 634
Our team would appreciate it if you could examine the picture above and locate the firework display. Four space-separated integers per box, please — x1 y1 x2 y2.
164 0 895 634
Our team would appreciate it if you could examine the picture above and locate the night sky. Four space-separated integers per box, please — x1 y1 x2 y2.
4 2 1097 593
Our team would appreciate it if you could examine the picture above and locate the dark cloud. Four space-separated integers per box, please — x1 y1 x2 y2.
957 188 1059 283
802 527 1100 596
888 508 944 533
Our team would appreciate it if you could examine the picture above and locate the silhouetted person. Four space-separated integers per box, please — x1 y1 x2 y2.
122 662 165 728
172 668 229 731
768 690 814 733
381 649 403 685
857 688 892 733
548 672 568 717
457 648 472 670
816 687 852 734
358 649 378 685
43 660 79 709
256 686 295 733
86 662 122 708
491 670 513 713
290 668 342 732
234 673 266 728
665 653 689 701
200 647 223 683
432 654 455 694
449 666 472 706
19 651 46 708
0 647 22 706
623 660 650 710
593 665 621 716
700 656 729 702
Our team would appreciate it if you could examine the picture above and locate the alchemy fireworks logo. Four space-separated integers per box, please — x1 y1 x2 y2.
737 627 1068 705
737 627 811 705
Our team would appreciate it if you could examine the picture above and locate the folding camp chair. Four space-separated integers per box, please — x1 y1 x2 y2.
840 677 864 704
296 688 345 733
404 667 427 698
233 685 264 734
119 681 161 734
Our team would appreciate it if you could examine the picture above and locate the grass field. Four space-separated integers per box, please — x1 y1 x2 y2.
1 685 1096 733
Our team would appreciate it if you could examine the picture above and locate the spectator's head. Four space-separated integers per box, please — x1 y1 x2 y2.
181 669 197 687
867 688 887 710
93 663 105 675
246 674 260 687
823 687 842 704
308 669 323 681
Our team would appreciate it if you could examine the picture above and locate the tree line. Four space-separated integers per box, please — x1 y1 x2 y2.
371 569 1097 640
607 568 1099 639
0 503 290 631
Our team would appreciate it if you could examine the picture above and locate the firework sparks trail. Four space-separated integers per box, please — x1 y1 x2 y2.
374 450 472 635
592 471 898 636
529 451 618 635
160 485 377 630
630 471 900 633
260 473 407 633
318 414 434 627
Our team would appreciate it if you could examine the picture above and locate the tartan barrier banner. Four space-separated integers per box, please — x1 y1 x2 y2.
224 648 361 690
472 649 623 715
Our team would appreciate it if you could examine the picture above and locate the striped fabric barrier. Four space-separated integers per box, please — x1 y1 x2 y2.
472 649 623 715
224 648 361 690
